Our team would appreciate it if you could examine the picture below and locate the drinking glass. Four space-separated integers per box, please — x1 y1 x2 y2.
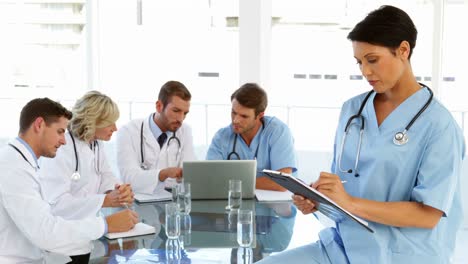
226 179 242 211
165 203 180 239
165 141 182 189
176 182 191 215
237 247 253 264
165 238 181 263
180 214 192 248
171 184 178 202
237 210 253 247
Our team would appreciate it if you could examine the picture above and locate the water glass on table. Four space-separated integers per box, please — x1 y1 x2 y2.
175 182 191 215
180 214 192 248
165 148 182 190
171 182 180 202
165 203 180 239
226 179 242 211
237 247 253 264
237 209 253 247
165 238 181 263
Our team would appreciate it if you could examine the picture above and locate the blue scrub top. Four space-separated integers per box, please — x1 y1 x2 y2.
206 116 297 176
329 87 465 263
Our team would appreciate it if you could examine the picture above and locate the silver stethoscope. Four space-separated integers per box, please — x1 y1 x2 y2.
337 84 433 177
140 115 182 170
70 133 100 181
227 121 264 160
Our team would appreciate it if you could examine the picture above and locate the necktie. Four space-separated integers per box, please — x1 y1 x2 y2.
157 133 167 148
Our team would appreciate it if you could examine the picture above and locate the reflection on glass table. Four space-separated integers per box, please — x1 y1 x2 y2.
107 247 190 264
91 199 310 264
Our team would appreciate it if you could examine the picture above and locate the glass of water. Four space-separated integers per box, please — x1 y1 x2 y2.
226 179 242 211
165 141 182 189
180 214 192 248
237 247 253 264
176 182 191 215
237 209 253 247
165 203 180 239
165 238 181 263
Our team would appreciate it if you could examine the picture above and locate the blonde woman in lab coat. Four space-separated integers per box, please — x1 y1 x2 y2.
40 91 134 263
0 97 137 264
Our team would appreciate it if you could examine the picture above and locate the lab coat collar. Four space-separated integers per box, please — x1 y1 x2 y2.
9 138 40 170
143 114 159 149
148 112 165 142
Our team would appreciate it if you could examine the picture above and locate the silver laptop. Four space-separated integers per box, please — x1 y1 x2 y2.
183 160 257 200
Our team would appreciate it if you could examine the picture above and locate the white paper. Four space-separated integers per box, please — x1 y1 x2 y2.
105 223 156 239
255 189 293 202
134 190 172 203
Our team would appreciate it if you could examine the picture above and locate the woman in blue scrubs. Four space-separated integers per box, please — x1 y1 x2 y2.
256 5 465 264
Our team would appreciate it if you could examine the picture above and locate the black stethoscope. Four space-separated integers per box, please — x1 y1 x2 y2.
9 143 38 171
227 122 264 160
337 84 433 177
140 115 181 170
70 133 100 181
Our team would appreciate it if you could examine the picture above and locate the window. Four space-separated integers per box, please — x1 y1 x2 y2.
270 0 435 151
0 0 88 139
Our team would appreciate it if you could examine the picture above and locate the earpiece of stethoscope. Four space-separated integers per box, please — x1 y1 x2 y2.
393 130 409 146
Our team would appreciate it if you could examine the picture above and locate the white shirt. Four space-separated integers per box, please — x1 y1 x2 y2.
116 114 197 194
39 132 120 220
0 139 105 263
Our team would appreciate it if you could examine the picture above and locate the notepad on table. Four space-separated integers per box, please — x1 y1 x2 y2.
134 190 172 203
105 222 156 239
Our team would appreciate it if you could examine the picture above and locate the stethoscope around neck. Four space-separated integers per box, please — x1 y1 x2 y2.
337 83 433 177
140 116 182 170
69 133 100 181
227 121 264 160
8 143 39 171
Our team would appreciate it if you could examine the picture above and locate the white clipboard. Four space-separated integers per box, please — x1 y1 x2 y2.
263 169 374 233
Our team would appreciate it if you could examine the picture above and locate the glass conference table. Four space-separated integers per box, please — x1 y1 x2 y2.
90 199 324 264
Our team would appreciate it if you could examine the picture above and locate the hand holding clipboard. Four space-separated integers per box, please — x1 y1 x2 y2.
263 169 374 233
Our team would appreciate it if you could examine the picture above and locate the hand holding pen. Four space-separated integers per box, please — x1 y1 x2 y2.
294 172 348 215
311 171 352 210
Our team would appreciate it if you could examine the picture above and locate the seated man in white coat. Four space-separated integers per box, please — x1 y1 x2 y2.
117 80 196 194
0 98 138 263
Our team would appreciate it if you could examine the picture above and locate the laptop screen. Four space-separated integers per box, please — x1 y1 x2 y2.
183 160 257 200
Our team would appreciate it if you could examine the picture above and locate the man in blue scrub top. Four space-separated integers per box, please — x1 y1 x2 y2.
206 83 297 191
256 5 465 264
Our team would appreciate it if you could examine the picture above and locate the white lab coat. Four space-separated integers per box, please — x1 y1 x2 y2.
116 114 196 194
39 132 120 220
0 139 105 263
